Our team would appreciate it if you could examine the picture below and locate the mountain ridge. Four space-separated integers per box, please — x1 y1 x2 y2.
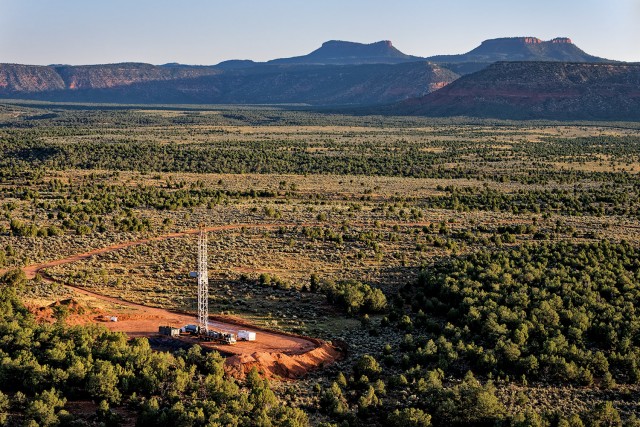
0 37 630 111
0 61 458 106
389 61 640 120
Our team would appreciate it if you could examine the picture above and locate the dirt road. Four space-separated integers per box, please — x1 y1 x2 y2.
2 220 437 280
18 222 309 280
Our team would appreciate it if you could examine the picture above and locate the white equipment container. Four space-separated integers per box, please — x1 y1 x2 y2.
237 330 256 341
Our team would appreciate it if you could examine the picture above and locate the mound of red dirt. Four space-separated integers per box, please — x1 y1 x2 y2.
225 341 342 380
31 298 91 323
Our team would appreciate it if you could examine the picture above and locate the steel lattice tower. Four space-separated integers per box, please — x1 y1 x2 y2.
197 226 209 334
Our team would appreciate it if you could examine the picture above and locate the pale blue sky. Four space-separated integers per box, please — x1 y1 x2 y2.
1 0 637 65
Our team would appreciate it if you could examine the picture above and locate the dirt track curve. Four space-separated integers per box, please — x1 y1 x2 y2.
6 220 440 280
20 222 308 280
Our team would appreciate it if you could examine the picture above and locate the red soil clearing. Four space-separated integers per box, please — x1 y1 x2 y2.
5 222 348 380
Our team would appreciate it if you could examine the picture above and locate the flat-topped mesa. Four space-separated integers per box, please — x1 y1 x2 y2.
479 37 541 45
320 39 394 50
269 39 418 65
425 36 607 67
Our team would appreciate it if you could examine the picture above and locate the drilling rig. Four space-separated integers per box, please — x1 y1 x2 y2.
197 225 209 334
190 224 237 345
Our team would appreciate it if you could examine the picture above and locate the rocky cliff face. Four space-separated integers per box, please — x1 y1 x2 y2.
0 63 221 95
550 37 572 44
520 37 542 44
391 62 640 120
0 61 458 106
0 64 65 92
54 63 221 90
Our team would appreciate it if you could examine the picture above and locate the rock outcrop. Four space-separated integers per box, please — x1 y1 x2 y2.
551 37 572 44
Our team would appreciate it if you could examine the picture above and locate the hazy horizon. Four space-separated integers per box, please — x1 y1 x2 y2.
1 0 638 66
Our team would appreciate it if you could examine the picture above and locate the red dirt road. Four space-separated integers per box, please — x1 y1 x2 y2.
19 222 307 280
10 220 436 280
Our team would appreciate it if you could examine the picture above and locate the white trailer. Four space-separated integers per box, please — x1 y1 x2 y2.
237 330 256 341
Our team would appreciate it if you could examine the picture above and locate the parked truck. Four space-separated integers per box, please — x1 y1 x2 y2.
159 326 180 337
182 324 237 344
184 324 199 334
206 330 237 344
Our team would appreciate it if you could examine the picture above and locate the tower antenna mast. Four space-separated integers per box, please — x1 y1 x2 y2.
197 224 209 334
